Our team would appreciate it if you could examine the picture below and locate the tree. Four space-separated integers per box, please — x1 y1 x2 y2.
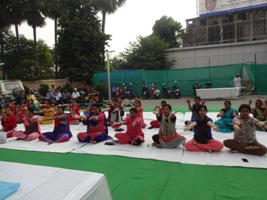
91 0 126 64
0 0 12 78
118 35 175 70
8 0 28 54
42 0 62 78
110 56 127 70
152 16 183 48
24 0 46 76
92 0 126 33
3 31 54 80
57 0 110 84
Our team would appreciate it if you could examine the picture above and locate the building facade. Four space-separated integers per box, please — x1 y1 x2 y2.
166 1 267 69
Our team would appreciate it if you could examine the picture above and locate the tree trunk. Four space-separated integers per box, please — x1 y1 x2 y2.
15 23 20 55
102 12 106 65
0 28 5 79
55 17 58 78
102 11 106 33
33 25 38 77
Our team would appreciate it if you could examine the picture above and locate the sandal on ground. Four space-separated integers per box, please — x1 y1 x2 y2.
115 128 124 131
105 140 119 145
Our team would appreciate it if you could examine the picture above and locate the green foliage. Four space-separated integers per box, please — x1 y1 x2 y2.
23 85 30 95
152 16 183 48
39 83 49 97
57 0 110 84
3 33 54 80
95 84 105 97
61 82 73 93
92 0 127 33
117 35 175 70
110 56 127 70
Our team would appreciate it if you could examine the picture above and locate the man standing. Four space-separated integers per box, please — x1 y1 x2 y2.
234 74 241 87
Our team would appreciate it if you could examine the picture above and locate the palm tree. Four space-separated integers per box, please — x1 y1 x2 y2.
92 0 126 63
0 0 13 79
92 0 127 33
42 0 62 78
8 0 28 55
24 0 46 77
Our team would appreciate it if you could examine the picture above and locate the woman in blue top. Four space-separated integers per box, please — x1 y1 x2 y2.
39 106 72 144
215 100 237 133
184 105 224 152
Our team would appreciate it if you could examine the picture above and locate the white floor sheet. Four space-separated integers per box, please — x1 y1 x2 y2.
1 123 87 153
0 161 112 200
1 112 267 169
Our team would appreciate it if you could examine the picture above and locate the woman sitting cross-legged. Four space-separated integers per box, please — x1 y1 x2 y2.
215 100 237 133
152 104 185 149
13 109 41 141
113 107 144 145
16 101 28 123
66 98 80 125
1 107 17 138
134 100 147 128
76 104 109 144
27 99 39 113
184 105 224 153
224 104 267 156
248 99 267 131
148 100 167 129
39 106 72 144
39 102 55 125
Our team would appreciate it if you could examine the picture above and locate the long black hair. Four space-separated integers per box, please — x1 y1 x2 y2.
195 104 209 144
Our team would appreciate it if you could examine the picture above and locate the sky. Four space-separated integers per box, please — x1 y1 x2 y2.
11 0 197 56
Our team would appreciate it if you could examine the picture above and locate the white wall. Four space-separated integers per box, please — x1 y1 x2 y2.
166 40 267 69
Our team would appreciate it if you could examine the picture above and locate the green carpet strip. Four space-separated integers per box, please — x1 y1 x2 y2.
0 149 267 200
143 106 239 112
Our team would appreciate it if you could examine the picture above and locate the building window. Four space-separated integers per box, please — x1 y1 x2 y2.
200 19 206 26
226 15 233 23
238 12 247 20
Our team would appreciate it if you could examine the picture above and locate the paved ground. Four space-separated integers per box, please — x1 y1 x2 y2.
138 95 267 107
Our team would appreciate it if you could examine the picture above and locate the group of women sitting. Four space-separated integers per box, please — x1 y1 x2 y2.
103 97 267 156
1 95 267 156
1 95 82 143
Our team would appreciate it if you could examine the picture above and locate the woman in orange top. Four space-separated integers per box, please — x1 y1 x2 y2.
67 98 80 124
16 101 28 122
134 100 146 128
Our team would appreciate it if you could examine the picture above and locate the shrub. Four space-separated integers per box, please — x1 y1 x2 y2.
95 84 105 96
39 84 49 97
62 82 73 93
23 85 30 94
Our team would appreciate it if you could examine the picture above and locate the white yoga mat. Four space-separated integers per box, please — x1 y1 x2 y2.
73 128 184 163
1 112 267 169
0 123 87 153
74 112 267 169
0 161 112 200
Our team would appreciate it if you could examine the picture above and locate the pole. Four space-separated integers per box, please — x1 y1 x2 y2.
107 52 112 103
209 58 211 80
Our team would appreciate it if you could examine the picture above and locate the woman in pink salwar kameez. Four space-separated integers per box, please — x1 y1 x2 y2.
13 109 41 141
114 108 144 145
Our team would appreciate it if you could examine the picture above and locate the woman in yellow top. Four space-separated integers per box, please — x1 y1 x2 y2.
39 102 55 125
27 91 39 105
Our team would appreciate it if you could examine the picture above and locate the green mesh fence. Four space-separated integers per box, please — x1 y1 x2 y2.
253 64 267 94
93 63 266 96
